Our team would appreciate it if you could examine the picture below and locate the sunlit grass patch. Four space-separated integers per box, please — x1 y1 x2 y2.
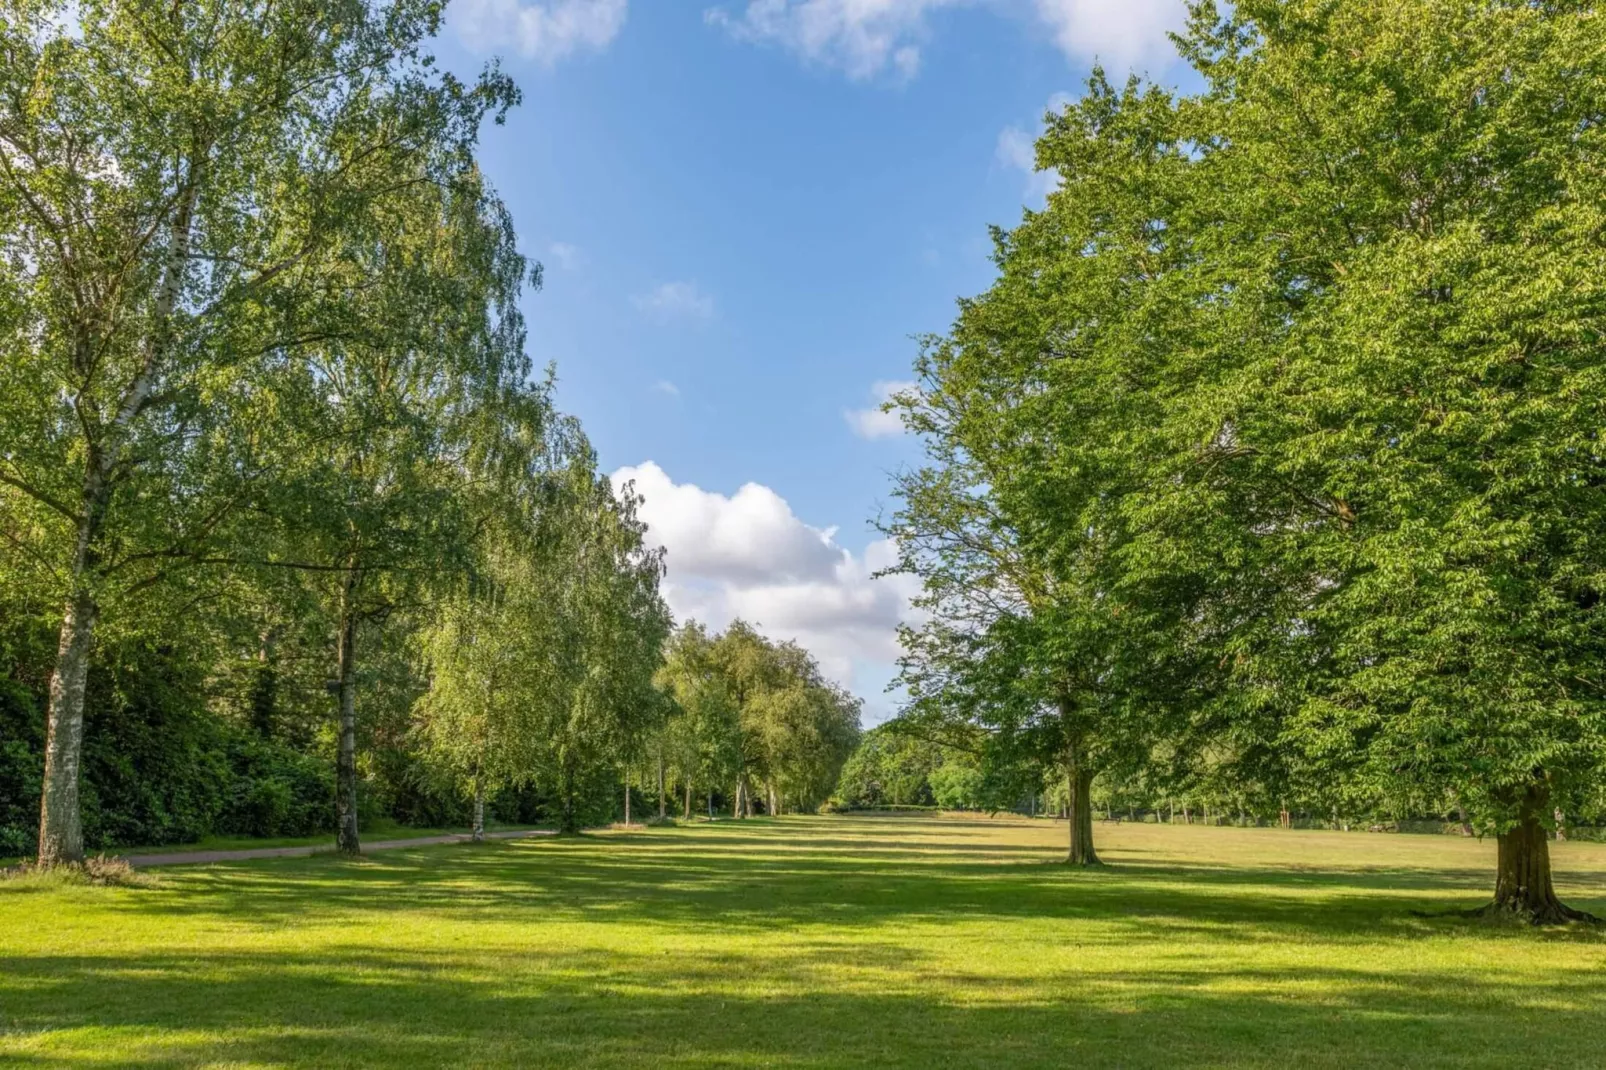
2 816 1603 1067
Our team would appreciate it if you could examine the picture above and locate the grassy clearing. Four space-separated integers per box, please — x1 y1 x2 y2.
2 815 1604 1068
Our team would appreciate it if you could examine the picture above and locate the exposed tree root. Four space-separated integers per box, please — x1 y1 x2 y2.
1467 899 1602 927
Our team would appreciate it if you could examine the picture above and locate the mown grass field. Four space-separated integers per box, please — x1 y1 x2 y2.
3 814 1605 1068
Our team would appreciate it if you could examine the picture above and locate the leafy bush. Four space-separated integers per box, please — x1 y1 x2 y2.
217 737 334 838
0 678 42 858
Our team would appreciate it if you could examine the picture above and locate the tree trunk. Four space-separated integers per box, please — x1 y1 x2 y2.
683 781 692 821
1554 807 1567 842
334 567 361 855
624 773 631 826
36 587 98 866
732 778 743 818
1482 781 1596 924
472 776 485 843
657 752 666 819
1064 745 1100 867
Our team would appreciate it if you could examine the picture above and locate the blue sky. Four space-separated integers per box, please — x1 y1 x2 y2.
432 0 1191 722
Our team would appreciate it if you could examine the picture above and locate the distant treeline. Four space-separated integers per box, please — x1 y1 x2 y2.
832 729 1606 839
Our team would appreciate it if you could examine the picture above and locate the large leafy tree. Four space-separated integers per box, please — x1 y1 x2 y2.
908 0 1606 918
832 724 945 809
1172 0 1606 922
412 531 547 841
885 348 1200 864
706 621 860 816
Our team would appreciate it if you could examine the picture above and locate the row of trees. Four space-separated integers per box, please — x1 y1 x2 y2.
0 0 687 861
0 1 864 858
648 621 861 821
880 0 1606 923
832 724 1511 830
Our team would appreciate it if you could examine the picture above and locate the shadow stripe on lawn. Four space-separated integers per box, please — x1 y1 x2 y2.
124 829 557 867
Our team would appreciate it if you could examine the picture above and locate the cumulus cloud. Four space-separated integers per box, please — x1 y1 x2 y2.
633 281 715 321
454 0 627 64
613 462 921 704
844 379 915 440
704 0 1183 79
1032 0 1186 67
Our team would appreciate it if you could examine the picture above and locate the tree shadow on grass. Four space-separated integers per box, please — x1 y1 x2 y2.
73 826 1606 950
4 941 1606 1068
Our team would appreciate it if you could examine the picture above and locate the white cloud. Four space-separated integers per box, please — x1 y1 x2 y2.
844 379 915 440
704 0 1183 79
1032 0 1186 67
704 0 966 81
654 379 681 397
613 461 921 710
547 241 581 270
455 0 627 64
633 281 715 321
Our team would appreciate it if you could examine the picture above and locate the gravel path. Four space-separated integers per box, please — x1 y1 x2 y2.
124 828 556 867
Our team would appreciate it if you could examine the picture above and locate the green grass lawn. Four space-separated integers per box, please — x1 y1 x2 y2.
3 815 1605 1068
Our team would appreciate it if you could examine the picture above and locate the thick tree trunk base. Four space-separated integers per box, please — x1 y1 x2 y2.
1469 782 1601 926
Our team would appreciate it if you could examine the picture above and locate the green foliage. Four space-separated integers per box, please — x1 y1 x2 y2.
886 0 1606 895
928 761 985 811
0 678 41 858
654 620 860 816
218 738 334 840
832 725 945 808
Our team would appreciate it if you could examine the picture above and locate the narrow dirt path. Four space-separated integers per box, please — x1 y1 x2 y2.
125 828 556 867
